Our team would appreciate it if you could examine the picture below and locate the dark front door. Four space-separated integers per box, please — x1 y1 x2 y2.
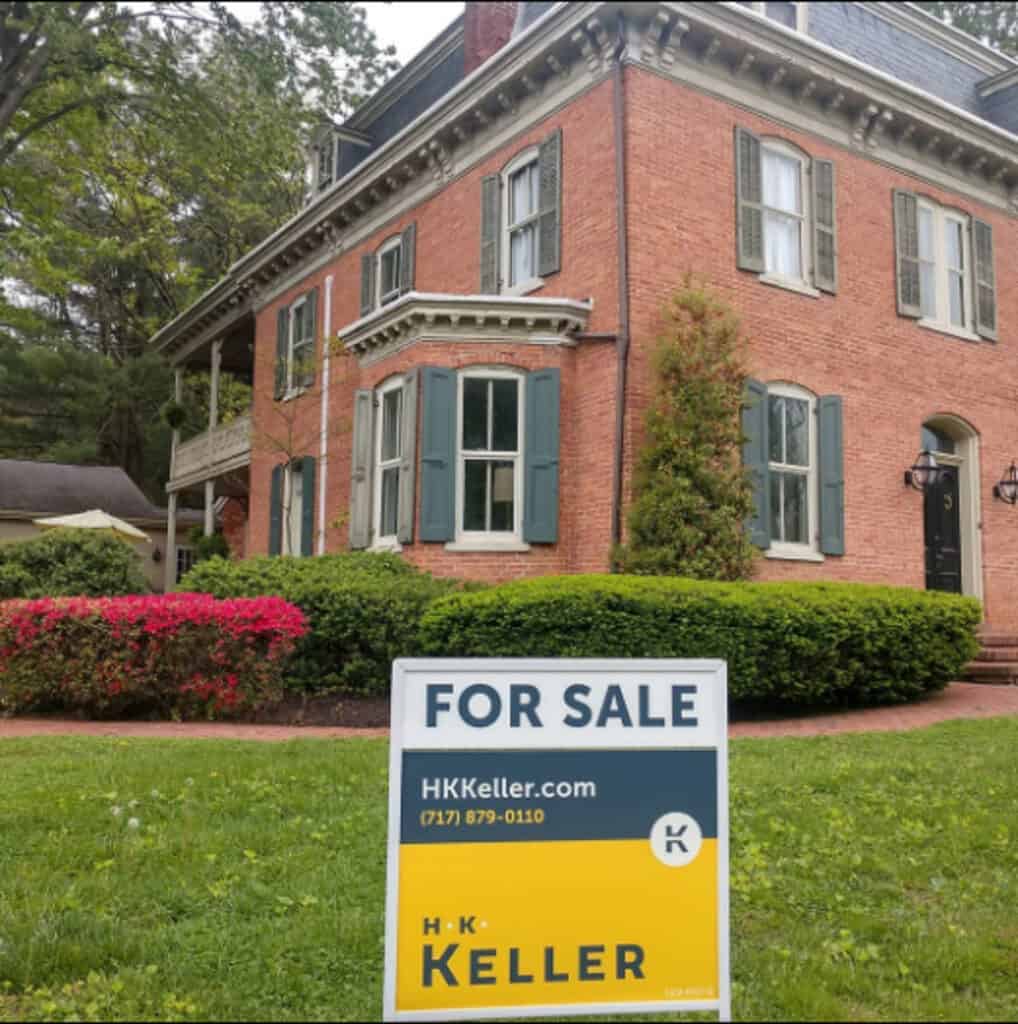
924 464 962 593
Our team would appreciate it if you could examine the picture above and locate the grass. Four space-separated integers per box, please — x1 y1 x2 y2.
0 720 1017 1022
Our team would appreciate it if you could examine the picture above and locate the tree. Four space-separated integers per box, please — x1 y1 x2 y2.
614 277 757 581
915 2 1018 56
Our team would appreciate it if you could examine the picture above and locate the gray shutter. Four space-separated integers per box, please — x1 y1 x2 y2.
299 288 318 388
812 158 837 294
735 127 765 273
537 129 562 278
301 455 316 557
360 252 375 316
419 367 456 542
274 307 289 400
480 174 501 294
349 389 373 549
400 222 416 296
742 378 770 549
397 369 418 544
523 368 560 543
971 218 997 341
818 395 845 556
269 464 283 556
893 190 922 318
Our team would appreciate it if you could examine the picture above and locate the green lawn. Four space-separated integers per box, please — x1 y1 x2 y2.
1 721 1017 1022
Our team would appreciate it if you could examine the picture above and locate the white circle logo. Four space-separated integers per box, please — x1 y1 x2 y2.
650 812 703 868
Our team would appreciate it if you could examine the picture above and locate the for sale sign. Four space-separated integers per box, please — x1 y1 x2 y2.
382 659 730 1022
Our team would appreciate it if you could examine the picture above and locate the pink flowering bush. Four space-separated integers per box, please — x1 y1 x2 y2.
0 594 307 719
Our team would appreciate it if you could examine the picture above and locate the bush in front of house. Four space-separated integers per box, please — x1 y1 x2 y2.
419 575 982 707
0 593 306 719
0 528 150 598
180 553 465 695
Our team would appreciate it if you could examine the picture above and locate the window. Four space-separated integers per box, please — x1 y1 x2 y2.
377 236 403 307
458 370 523 540
175 546 195 584
767 384 818 555
317 138 335 192
275 288 317 400
918 201 971 332
749 1 807 31
374 379 404 543
762 145 807 281
921 425 956 455
507 157 540 289
283 463 305 556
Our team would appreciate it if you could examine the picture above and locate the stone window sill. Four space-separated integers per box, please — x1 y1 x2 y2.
445 539 531 553
371 538 403 553
758 273 821 299
503 277 544 298
765 546 825 563
917 319 982 344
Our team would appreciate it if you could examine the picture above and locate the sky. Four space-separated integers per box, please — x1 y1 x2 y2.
362 2 464 63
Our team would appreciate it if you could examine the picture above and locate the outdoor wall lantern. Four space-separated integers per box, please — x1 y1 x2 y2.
994 462 1018 504
904 450 939 492
152 546 163 563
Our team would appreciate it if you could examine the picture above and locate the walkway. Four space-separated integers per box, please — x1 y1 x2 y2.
1 683 1016 741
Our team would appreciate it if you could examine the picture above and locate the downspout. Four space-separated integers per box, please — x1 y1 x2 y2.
317 275 333 555
610 12 631 555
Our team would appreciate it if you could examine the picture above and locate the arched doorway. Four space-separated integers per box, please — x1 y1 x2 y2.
920 416 982 601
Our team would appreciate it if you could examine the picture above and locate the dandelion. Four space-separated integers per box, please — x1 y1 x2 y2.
111 805 123 817
127 818 141 830
184 778 195 787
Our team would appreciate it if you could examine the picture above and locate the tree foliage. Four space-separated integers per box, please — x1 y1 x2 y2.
614 277 757 581
0 2 397 499
916 2 1018 55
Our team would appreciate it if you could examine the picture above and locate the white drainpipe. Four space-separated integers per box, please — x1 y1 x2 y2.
318 275 333 555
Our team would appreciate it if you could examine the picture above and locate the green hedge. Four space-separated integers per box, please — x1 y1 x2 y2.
180 553 463 694
419 575 982 707
0 529 150 599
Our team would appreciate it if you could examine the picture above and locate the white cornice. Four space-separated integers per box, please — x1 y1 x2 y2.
980 67 1018 99
340 292 593 365
864 2 1014 76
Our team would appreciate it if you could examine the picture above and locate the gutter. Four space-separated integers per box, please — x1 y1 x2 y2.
610 11 630 556
318 276 333 555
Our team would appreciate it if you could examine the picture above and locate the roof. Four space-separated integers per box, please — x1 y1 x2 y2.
0 460 200 524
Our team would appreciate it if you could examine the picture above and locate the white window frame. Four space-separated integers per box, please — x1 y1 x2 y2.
501 147 543 297
373 376 404 550
766 382 822 562
758 139 816 296
916 199 977 341
751 1 808 33
175 545 195 584
282 462 305 557
451 367 527 550
283 294 310 400
376 235 403 308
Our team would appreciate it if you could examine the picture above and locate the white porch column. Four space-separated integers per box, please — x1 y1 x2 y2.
170 367 183 480
164 491 178 592
204 479 215 537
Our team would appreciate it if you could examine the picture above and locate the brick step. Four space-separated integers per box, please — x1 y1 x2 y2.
962 661 1018 684
971 647 1018 662
977 632 1018 647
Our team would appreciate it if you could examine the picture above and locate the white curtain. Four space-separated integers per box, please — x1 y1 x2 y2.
763 150 802 278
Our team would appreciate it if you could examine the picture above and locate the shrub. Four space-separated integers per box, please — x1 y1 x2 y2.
187 526 231 563
0 593 306 719
615 277 757 580
419 575 982 707
0 529 150 598
181 553 463 694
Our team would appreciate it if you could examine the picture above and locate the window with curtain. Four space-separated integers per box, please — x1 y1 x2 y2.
767 385 817 552
917 201 971 332
459 372 523 537
285 466 304 556
762 145 806 281
375 381 403 542
508 160 540 287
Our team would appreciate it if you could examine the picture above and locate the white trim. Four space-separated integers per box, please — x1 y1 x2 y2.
317 275 332 555
921 414 983 603
766 382 822 561
374 376 405 545
915 199 974 335
979 67 1018 99
444 539 531 553
502 146 541 293
759 137 812 287
456 367 525 545
758 274 821 299
376 235 404 308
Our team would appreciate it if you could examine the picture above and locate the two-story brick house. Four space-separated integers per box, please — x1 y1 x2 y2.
152 2 1018 626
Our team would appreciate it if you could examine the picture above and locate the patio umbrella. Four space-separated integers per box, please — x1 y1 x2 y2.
33 509 152 543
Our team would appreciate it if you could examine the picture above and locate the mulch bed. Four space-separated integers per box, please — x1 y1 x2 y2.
252 692 390 728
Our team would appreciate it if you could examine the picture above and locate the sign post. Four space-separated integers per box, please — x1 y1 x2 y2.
383 658 729 1022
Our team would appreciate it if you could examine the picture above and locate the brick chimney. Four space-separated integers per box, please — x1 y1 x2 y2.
464 2 518 75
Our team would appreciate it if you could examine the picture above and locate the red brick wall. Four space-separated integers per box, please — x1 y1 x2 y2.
464 2 517 75
248 78 620 584
623 65 1018 625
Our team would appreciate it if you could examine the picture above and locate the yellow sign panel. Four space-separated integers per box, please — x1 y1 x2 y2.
383 660 730 1022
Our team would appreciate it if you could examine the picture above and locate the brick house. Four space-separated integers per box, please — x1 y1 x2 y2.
152 2 1018 625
